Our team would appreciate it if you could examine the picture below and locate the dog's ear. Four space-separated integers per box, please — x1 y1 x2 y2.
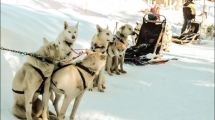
64 21 68 30
75 22 79 28
120 26 125 31
43 37 49 45
96 25 103 33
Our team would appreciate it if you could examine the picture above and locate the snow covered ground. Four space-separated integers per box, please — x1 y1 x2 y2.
1 0 214 120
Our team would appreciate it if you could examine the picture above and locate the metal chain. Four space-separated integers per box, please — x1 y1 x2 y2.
0 46 57 64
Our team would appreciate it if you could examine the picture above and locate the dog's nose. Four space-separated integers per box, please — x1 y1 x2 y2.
72 35 76 39
131 32 136 35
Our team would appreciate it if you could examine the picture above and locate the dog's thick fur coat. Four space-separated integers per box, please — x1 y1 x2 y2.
12 39 64 120
106 24 135 75
91 25 113 92
51 51 107 120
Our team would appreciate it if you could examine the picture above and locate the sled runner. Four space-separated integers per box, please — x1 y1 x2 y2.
172 21 200 44
125 14 168 65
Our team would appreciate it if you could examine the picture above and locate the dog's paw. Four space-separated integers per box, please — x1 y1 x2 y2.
98 89 105 92
88 88 93 91
120 70 127 73
108 72 113 76
102 85 106 89
116 71 120 75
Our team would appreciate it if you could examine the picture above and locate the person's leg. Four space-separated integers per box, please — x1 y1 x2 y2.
181 19 188 34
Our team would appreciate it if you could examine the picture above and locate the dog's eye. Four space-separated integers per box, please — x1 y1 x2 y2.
68 31 71 33
129 28 132 30
74 31 77 33
106 33 110 36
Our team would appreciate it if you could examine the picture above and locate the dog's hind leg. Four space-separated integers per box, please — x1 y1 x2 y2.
25 90 37 120
70 92 84 120
32 97 43 118
12 103 26 119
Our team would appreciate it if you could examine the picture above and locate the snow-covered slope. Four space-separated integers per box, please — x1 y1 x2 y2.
1 0 214 120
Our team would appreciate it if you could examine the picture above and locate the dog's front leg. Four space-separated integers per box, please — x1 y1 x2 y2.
119 54 126 73
113 56 120 75
97 68 106 92
41 77 51 120
58 95 73 120
70 92 84 120
106 56 113 76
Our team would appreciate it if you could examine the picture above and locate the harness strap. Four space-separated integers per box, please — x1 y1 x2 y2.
12 89 24 94
115 35 125 44
75 63 95 76
12 63 47 94
76 68 87 89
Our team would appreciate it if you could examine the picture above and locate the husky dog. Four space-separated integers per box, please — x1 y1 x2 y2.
12 39 64 120
206 24 214 40
55 21 79 63
106 24 135 75
91 25 113 92
162 23 172 52
51 51 107 120
131 22 142 46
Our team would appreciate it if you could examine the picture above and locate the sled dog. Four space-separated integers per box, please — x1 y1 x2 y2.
51 51 107 120
162 23 172 52
206 24 214 40
55 21 79 63
91 25 113 92
106 24 135 75
12 39 64 120
131 22 142 46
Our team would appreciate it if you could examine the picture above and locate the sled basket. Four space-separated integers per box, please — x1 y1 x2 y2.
125 14 167 65
172 21 200 44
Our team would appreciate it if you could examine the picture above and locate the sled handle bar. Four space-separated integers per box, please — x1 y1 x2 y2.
143 14 166 23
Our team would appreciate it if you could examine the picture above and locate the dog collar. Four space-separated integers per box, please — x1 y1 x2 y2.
94 44 105 49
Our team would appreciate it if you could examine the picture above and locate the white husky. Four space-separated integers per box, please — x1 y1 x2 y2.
51 51 107 120
91 25 113 92
12 39 64 120
55 21 79 63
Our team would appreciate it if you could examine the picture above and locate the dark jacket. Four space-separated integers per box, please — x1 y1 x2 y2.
183 1 196 20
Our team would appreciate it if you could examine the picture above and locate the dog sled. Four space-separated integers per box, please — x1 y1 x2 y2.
125 14 169 65
172 21 200 44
